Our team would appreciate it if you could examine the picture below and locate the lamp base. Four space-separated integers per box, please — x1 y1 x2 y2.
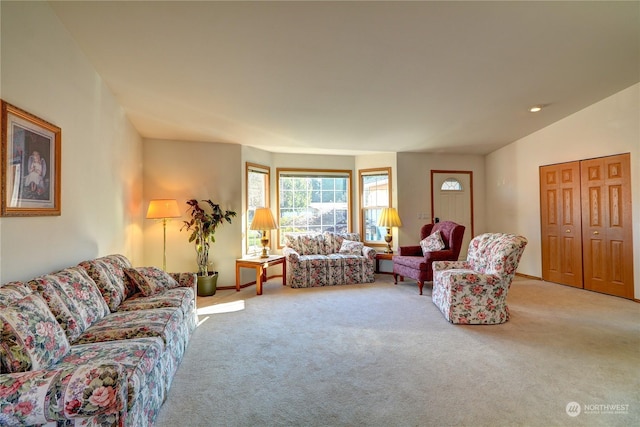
260 233 270 258
384 230 393 254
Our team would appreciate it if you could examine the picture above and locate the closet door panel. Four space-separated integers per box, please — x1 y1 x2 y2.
581 154 634 298
540 162 582 287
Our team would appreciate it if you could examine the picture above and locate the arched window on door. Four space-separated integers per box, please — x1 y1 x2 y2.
441 178 463 191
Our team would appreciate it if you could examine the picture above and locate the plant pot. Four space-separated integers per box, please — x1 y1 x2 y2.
197 272 218 296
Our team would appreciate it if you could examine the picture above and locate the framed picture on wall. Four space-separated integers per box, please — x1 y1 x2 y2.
1 100 61 216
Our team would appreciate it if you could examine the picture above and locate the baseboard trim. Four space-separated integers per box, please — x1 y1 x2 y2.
515 272 542 280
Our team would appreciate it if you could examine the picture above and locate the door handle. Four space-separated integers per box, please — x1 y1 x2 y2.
566 229 571 233
593 231 599 235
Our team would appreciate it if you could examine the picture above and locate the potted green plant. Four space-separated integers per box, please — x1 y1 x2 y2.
181 199 237 296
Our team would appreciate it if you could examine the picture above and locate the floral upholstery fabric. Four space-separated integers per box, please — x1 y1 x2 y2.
78 258 127 312
284 233 325 255
283 232 375 288
324 231 360 253
27 274 89 343
339 239 364 255
0 282 32 306
420 230 445 254
124 266 180 296
0 337 169 426
0 254 196 426
27 268 110 343
119 287 197 334
99 254 137 300
55 267 110 328
0 294 70 373
73 307 187 362
432 233 528 324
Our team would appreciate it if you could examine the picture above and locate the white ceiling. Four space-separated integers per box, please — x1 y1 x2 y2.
50 1 639 155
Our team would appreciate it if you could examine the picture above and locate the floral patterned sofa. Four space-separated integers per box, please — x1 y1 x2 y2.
283 232 376 288
0 254 197 426
432 233 528 324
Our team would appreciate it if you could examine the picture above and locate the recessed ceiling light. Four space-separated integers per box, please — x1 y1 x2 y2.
529 105 543 113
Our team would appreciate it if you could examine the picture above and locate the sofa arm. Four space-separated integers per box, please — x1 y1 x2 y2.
424 249 460 263
282 247 300 263
362 246 376 260
0 363 127 426
169 272 197 290
435 270 502 288
432 260 470 272
398 245 422 256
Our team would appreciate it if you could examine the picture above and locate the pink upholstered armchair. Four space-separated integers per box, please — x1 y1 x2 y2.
393 221 465 295
431 233 528 324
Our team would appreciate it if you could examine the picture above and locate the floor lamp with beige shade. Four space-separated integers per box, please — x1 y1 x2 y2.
146 199 181 270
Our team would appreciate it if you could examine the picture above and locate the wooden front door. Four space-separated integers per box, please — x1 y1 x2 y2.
431 171 473 260
581 153 634 298
540 162 583 288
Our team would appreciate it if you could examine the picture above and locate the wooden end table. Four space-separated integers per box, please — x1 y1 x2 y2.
235 255 286 295
375 252 394 274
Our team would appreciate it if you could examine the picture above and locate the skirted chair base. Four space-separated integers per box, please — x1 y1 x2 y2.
432 271 511 324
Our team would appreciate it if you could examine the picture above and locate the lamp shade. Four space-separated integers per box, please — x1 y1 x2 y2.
146 199 181 219
250 207 278 230
377 207 402 228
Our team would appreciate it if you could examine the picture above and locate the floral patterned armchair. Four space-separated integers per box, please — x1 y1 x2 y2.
393 221 466 295
432 233 528 324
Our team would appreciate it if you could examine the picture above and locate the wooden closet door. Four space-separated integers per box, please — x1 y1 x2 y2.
581 153 634 298
540 162 583 287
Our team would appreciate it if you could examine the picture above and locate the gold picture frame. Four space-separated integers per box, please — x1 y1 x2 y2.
1 101 61 216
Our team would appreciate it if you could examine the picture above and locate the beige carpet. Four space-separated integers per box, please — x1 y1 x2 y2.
156 275 639 427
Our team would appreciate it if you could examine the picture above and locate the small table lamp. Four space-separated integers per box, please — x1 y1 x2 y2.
146 199 181 270
377 207 402 254
250 207 278 258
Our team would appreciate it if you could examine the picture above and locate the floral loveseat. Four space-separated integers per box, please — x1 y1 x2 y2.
283 232 376 288
432 233 528 324
0 254 197 426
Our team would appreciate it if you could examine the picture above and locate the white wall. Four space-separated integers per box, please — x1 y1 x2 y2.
486 83 640 298
395 153 486 248
142 139 242 286
0 2 143 282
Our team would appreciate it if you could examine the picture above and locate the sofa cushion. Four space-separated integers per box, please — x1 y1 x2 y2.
58 267 110 326
420 230 445 254
0 281 32 306
73 308 183 349
0 294 70 372
78 259 127 312
285 233 325 255
28 275 87 342
118 287 195 317
339 239 364 255
124 267 180 296
99 254 137 298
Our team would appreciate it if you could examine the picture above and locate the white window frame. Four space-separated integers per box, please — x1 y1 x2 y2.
359 167 391 247
276 168 352 246
246 162 270 255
